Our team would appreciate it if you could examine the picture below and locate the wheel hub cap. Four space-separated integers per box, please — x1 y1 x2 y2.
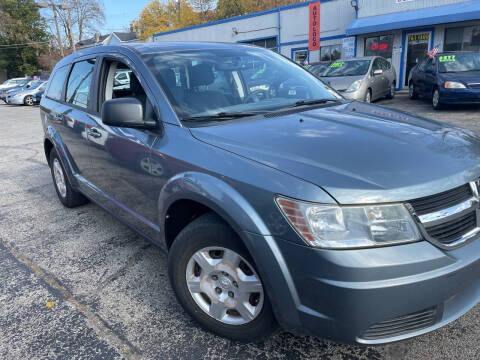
53 158 67 198
186 247 264 325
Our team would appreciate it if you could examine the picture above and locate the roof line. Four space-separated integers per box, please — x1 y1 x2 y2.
153 0 332 38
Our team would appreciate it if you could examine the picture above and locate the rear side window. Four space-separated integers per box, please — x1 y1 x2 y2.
66 59 96 109
46 66 69 101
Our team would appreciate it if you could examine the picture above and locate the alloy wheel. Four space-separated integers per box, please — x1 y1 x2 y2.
185 247 264 325
25 96 33 106
52 158 67 198
433 89 440 108
365 90 371 103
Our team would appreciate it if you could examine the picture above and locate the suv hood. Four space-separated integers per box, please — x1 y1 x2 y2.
190 102 480 204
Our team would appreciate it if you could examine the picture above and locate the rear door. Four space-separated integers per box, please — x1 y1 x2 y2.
54 57 99 195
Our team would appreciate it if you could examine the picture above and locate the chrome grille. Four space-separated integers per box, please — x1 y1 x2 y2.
425 211 476 245
361 307 437 340
409 184 472 216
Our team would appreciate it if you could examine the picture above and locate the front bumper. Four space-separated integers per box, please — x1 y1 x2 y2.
440 88 480 104
6 96 24 105
342 89 366 101
256 233 480 344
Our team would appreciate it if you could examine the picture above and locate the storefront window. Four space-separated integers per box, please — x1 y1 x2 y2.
293 49 308 64
320 44 341 61
364 35 393 59
444 26 480 51
242 37 278 51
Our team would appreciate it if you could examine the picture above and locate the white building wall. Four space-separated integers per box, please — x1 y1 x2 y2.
153 1 355 62
357 0 471 18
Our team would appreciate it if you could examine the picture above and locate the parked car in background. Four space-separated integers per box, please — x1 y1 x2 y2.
320 56 396 103
6 80 47 106
0 78 30 101
42 42 480 345
409 52 480 110
33 89 45 105
306 61 332 78
0 77 28 90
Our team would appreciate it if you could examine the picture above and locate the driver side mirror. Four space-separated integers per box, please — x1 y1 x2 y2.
373 69 383 76
102 97 156 129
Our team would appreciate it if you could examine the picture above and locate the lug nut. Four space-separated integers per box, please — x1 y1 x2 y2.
232 281 238 288
215 287 222 294
212 275 218 281
228 291 234 298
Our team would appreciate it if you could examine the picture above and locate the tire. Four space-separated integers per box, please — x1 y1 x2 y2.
364 89 372 103
386 82 395 99
168 212 278 342
24 95 34 106
49 148 88 208
409 83 418 99
432 88 443 110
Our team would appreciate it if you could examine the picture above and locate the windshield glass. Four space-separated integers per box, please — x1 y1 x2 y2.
18 79 29 86
322 60 371 77
142 47 341 120
438 53 480 73
309 63 330 77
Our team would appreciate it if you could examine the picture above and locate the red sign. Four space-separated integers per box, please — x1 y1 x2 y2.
371 43 389 51
309 2 320 51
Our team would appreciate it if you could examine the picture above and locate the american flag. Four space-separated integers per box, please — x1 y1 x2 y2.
428 44 440 58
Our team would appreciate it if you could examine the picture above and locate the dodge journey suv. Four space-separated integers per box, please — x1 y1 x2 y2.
41 42 480 344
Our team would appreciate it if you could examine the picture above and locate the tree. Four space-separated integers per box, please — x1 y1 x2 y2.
190 0 215 22
135 0 199 41
0 0 49 77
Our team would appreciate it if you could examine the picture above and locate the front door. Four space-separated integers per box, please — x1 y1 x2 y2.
404 31 431 87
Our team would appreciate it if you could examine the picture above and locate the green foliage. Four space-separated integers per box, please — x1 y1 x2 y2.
0 0 49 77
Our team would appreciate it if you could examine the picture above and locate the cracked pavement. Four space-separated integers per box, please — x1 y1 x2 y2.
0 94 479 359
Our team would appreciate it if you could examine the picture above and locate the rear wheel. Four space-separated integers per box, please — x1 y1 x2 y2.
386 83 395 99
432 88 443 110
49 148 88 208
24 95 34 106
409 83 418 99
168 213 277 342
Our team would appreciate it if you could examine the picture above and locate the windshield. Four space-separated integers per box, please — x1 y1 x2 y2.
438 53 480 73
309 63 330 77
142 47 341 120
18 79 29 86
322 60 371 77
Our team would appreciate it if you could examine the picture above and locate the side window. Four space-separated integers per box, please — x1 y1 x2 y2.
372 59 382 72
46 66 69 101
381 59 391 70
66 59 96 109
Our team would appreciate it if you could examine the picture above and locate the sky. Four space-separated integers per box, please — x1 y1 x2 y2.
99 0 151 34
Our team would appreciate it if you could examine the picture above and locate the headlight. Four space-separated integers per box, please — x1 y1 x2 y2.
276 197 421 249
346 80 363 93
445 81 466 89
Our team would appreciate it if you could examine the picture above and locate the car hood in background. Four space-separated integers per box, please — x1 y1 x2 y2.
320 75 364 92
191 102 480 204
439 71 480 84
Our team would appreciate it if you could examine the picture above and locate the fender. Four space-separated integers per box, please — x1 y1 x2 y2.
158 171 303 330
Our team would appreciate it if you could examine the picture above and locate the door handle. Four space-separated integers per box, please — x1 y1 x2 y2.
87 128 102 138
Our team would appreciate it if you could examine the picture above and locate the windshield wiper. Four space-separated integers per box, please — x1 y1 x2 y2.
291 98 343 107
182 111 263 122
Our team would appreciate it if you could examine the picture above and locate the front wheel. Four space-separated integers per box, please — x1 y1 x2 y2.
364 89 372 103
386 83 395 99
24 95 34 106
409 83 418 99
168 213 278 342
432 88 443 110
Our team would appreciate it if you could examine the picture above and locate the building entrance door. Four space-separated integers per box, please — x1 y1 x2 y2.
404 31 431 87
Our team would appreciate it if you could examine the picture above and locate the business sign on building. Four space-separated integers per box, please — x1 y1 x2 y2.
309 2 320 51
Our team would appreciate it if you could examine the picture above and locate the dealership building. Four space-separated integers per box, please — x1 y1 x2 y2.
152 0 480 90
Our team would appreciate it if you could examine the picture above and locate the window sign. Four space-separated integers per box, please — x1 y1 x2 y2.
342 37 355 59
365 35 393 59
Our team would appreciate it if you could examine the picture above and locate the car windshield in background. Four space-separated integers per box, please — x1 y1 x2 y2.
322 60 371 77
142 47 341 121
28 81 44 89
438 53 480 73
309 64 329 77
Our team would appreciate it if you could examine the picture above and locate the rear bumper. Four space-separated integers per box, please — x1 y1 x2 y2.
252 232 480 344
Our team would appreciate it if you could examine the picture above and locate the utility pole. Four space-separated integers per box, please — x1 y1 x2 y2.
36 2 74 56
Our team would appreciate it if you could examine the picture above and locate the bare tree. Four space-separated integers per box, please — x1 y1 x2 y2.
189 0 215 22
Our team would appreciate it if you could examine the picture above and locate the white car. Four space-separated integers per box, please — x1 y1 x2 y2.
0 78 28 90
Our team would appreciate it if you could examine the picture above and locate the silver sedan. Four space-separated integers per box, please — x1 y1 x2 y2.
320 56 397 103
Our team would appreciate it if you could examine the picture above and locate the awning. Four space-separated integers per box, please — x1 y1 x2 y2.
347 0 480 36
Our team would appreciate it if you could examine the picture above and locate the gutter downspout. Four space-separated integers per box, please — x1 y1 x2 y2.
277 8 281 53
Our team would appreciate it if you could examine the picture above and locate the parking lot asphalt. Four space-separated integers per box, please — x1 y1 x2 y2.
0 94 479 360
